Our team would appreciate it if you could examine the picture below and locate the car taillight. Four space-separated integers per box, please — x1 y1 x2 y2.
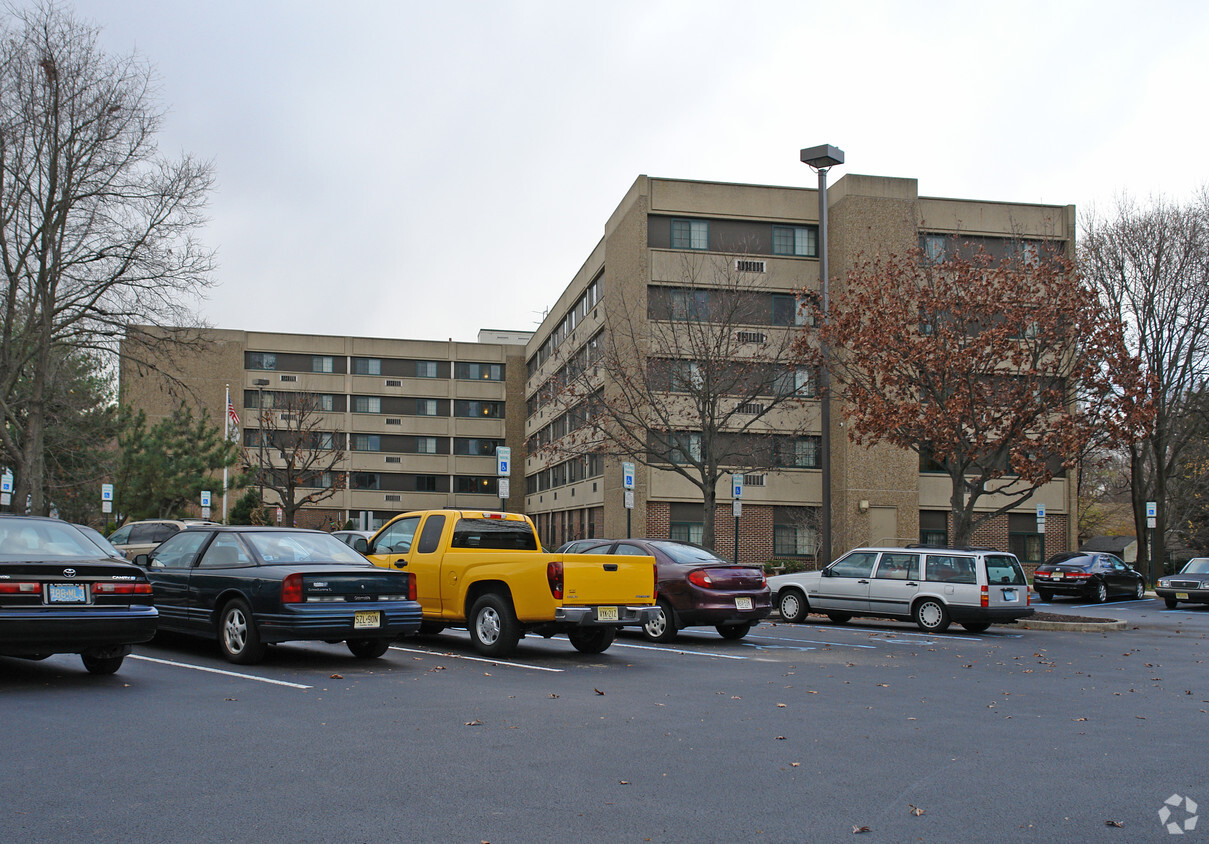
547 561 563 599
0 581 39 594
408 573 417 602
1066 571 1092 580
93 582 153 595
981 585 988 608
688 570 716 589
281 573 303 604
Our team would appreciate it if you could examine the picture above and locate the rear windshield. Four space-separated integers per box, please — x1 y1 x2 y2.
651 542 725 564
245 531 369 565
451 518 538 551
985 554 1027 585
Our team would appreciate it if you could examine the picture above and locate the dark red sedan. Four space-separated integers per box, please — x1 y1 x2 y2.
582 539 770 642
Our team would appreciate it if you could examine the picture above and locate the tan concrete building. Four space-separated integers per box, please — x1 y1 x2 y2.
121 328 530 530
522 174 1078 566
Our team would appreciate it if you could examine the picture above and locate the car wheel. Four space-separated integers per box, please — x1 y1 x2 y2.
417 622 446 636
468 593 521 657
642 600 678 643
778 588 809 624
1037 589 1053 602
346 638 391 659
716 622 753 640
218 599 267 664
913 599 951 633
1165 597 1178 609
825 613 851 625
1091 580 1108 604
567 627 616 654
961 623 991 633
1134 581 1146 600
80 653 124 675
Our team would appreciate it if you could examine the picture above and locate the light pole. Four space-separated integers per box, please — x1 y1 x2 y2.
253 378 270 504
800 144 844 568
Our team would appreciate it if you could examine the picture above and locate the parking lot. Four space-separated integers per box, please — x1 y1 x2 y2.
4 596 1208 843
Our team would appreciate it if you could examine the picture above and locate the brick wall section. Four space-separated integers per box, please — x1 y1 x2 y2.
646 502 777 566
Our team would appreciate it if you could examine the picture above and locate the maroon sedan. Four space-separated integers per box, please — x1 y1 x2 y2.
583 539 770 642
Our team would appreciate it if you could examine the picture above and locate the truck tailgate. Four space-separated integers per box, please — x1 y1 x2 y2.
558 553 656 605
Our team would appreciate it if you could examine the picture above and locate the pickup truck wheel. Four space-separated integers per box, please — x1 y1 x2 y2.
346 638 391 659
716 622 752 640
567 627 616 654
468 593 521 657
642 600 678 643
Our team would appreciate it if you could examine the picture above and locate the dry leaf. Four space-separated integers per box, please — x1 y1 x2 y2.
465 719 483 726
852 825 871 834
1073 717 1088 721
594 688 605 695
1105 820 1123 828
329 674 343 679
775 735 787 740
548 693 560 699
777 703 787 708
791 762 800 767
909 804 924 816
619 780 630 785
876 683 889 687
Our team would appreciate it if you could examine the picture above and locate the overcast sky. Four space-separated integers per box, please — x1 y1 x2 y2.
66 0 1209 343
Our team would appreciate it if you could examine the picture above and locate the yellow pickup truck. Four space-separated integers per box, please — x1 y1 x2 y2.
355 510 658 657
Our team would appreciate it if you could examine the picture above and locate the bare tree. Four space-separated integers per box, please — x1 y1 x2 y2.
540 251 817 551
1080 192 1209 581
243 391 346 528
0 3 214 514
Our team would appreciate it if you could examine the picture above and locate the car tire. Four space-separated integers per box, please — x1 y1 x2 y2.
1165 597 1178 609
825 613 851 625
1091 580 1108 604
913 599 951 633
778 588 809 624
1134 581 1146 600
80 653 124 675
417 622 446 636
640 600 678 643
567 627 616 654
1037 589 1053 602
346 638 391 659
961 623 991 633
716 622 753 640
218 599 267 665
468 593 521 657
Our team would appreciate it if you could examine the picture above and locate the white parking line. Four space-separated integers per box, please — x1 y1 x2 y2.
130 655 312 689
746 633 876 650
390 644 564 672
607 640 748 659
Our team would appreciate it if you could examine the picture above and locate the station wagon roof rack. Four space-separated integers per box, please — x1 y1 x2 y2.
904 544 1002 552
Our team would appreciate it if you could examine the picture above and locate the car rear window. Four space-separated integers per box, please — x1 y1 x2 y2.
924 555 976 584
985 554 1027 585
450 519 538 551
651 542 724 564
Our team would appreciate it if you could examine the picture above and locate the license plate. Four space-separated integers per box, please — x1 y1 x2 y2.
1176 592 1189 600
597 606 618 622
48 583 86 603
735 597 753 610
1051 572 1063 580
354 610 380 629
1002 589 1018 602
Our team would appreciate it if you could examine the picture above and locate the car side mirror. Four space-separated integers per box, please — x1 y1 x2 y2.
133 553 150 567
353 537 369 554
821 568 832 577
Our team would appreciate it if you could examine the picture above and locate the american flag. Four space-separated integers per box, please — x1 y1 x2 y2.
227 400 240 426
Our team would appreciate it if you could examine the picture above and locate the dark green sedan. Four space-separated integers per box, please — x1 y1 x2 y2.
137 526 421 664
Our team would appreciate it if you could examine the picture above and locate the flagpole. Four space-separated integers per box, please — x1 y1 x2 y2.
223 384 230 525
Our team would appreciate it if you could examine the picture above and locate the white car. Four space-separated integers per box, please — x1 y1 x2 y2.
768 546 1034 633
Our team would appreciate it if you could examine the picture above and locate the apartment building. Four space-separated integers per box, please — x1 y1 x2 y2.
522 174 1078 566
121 328 530 530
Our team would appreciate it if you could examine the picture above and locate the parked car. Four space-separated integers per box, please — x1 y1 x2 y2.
554 539 609 554
135 526 422 664
768 546 1033 633
74 524 126 559
578 538 770 642
107 519 215 560
0 515 158 674
1155 558 1209 609
331 529 376 549
1032 552 1146 603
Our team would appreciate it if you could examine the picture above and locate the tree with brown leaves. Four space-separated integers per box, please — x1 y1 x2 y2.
801 239 1153 547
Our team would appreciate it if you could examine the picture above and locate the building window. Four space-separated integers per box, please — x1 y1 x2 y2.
669 289 709 321
777 437 820 469
671 219 709 250
772 226 818 257
353 358 382 376
415 398 439 416
455 476 497 495
774 520 817 557
455 400 504 419
316 394 334 412
311 356 334 373
415 361 439 378
455 362 504 381
671 360 702 392
316 432 335 450
246 352 276 371
922 235 948 264
773 367 816 397
352 396 381 414
772 294 815 327
415 475 438 492
351 472 381 490
454 437 502 455
670 432 702 464
670 522 704 544
919 511 948 546
1008 513 1043 563
352 434 381 452
415 436 439 454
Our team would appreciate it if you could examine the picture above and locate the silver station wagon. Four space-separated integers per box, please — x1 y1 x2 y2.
767 545 1034 633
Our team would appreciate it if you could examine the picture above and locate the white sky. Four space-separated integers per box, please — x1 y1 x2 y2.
69 0 1209 343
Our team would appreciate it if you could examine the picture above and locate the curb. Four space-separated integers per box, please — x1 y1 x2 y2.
1019 618 1129 632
